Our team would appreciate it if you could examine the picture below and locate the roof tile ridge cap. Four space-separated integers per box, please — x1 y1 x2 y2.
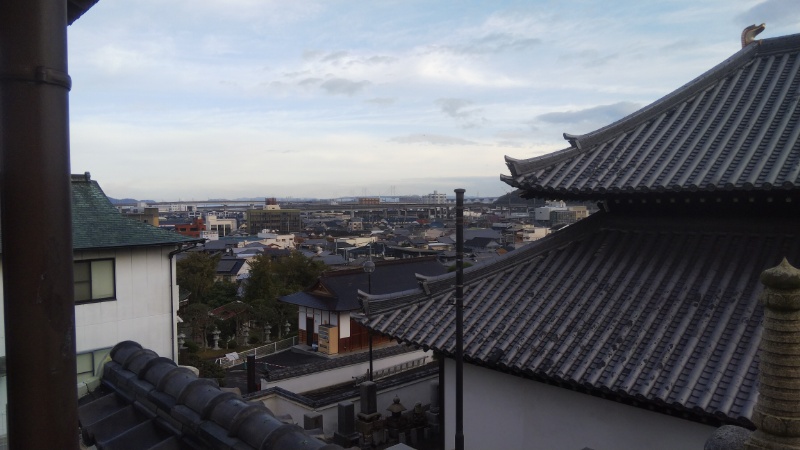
570 42 760 151
358 287 423 303
757 32 800 55
505 146 577 176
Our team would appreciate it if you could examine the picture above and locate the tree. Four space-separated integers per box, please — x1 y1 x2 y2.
176 252 219 304
243 252 326 338
206 280 239 309
181 302 213 348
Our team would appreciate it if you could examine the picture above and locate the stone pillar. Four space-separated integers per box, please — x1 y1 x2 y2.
356 381 382 448
360 381 377 415
334 402 360 448
745 258 800 449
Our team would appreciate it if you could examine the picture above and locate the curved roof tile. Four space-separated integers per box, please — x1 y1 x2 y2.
355 212 800 426
503 33 800 199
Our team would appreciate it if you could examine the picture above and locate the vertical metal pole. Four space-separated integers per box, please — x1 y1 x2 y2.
368 271 373 382
0 0 78 448
454 188 465 450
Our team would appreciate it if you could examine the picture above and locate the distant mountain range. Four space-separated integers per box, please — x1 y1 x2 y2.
108 198 156 205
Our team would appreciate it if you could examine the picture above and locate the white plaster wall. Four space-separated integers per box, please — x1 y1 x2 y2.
263 349 431 393
258 375 437 436
443 360 716 450
339 312 350 338
74 246 176 359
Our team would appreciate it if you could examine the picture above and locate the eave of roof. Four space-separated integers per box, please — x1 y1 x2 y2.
503 33 800 200
68 0 99 25
280 256 448 312
71 174 201 250
355 211 800 426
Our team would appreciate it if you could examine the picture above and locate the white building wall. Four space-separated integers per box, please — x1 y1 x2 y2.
443 360 715 450
263 349 431 394
74 246 177 360
259 371 437 436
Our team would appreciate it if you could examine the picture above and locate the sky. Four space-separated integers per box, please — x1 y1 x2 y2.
66 0 800 201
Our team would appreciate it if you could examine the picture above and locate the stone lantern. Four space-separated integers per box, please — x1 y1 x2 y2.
212 328 221 350
177 333 186 350
284 320 291 336
386 395 407 440
263 322 272 344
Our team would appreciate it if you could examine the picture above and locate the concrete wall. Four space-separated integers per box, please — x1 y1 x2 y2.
258 374 437 436
443 360 716 450
74 246 176 360
263 349 431 393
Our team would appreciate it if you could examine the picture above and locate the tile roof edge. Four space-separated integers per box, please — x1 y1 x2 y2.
502 34 775 178
73 239 203 251
361 212 608 317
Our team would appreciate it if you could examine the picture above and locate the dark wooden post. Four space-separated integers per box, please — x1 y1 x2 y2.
0 0 78 448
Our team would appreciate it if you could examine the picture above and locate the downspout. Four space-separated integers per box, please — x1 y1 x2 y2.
169 243 199 361
454 188 465 450
0 1 77 448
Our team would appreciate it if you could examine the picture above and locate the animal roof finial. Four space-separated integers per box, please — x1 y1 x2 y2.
741 23 766 48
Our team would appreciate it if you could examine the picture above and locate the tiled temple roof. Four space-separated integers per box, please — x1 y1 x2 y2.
356 212 800 426
502 33 800 200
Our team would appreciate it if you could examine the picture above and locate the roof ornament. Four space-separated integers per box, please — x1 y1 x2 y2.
741 23 765 48
563 133 582 150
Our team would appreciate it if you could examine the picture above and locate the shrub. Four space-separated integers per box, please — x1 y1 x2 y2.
184 340 200 353
227 339 238 350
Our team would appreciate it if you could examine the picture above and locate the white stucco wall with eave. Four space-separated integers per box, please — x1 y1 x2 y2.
74 245 178 360
258 373 437 437
443 359 716 450
262 349 431 393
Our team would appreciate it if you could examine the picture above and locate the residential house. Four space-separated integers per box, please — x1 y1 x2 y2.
0 173 201 419
356 31 800 450
280 257 447 354
215 256 249 283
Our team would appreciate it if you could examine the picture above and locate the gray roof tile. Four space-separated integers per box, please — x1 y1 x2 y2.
356 212 800 426
71 174 200 250
502 33 800 200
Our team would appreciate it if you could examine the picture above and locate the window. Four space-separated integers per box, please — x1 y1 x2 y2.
74 259 115 303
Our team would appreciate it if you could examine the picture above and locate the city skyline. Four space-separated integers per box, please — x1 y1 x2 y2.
66 0 796 201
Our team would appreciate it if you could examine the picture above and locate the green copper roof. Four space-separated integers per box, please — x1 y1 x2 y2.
71 173 200 250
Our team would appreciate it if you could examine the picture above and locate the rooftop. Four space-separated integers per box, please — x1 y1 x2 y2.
503 33 800 200
356 211 800 427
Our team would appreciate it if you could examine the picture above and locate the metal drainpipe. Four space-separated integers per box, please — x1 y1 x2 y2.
454 188 465 450
169 243 199 361
0 1 77 448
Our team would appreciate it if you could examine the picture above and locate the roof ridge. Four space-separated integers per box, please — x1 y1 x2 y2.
505 36 768 178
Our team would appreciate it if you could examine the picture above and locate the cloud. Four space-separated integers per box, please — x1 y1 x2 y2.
536 102 641 126
389 134 478 146
736 0 800 27
495 140 526 148
298 77 323 86
454 32 541 55
365 97 395 106
319 78 370 96
321 51 350 63
435 98 488 129
436 98 474 118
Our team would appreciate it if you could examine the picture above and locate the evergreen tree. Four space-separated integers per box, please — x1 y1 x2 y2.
176 252 219 304
243 252 325 338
